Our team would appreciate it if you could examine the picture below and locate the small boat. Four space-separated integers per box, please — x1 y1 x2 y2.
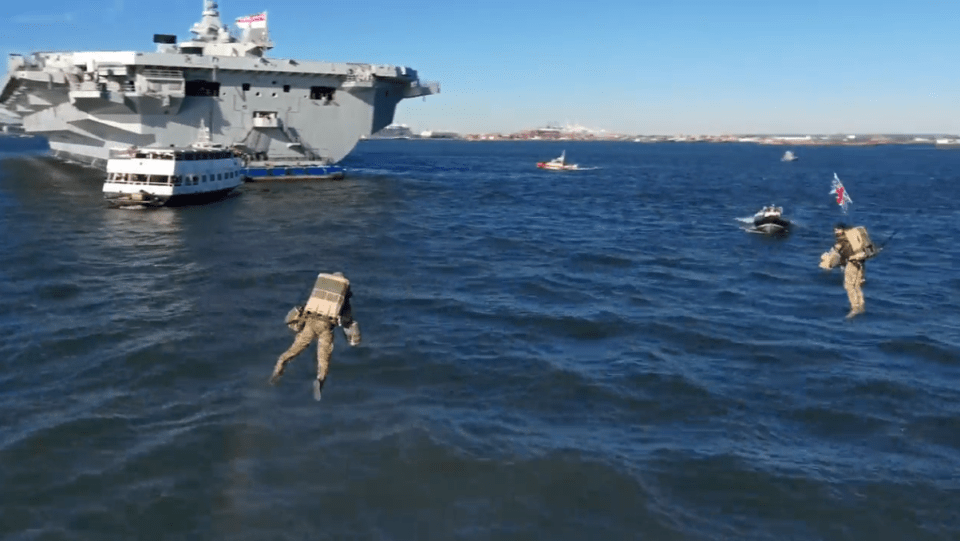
537 150 579 171
103 121 244 207
750 205 791 234
781 150 798 162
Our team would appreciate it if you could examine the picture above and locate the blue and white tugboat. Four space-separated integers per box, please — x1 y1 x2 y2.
103 121 244 207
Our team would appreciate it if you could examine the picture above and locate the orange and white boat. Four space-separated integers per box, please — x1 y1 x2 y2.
537 150 579 171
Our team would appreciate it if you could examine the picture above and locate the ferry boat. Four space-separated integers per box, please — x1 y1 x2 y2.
537 150 579 171
750 205 791 234
103 123 243 207
781 150 798 162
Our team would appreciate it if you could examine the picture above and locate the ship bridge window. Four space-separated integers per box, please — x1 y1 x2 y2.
310 86 336 102
185 80 221 97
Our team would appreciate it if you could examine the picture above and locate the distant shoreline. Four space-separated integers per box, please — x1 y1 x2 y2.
365 135 960 147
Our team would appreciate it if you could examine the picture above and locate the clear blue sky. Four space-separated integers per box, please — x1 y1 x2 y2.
2 0 958 135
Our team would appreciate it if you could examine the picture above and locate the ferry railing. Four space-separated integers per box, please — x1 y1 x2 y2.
110 175 177 186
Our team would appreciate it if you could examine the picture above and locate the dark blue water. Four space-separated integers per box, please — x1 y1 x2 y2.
1 135 959 540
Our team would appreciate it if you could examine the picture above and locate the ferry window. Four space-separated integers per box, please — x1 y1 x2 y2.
283 84 290 93
271 92 277 98
255 92 261 97
242 83 250 91
310 86 336 101
202 175 207 182
185 80 221 97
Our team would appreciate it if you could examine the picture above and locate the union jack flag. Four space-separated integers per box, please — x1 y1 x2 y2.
830 172 853 213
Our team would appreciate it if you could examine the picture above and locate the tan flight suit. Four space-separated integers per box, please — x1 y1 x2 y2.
270 294 356 389
833 231 866 318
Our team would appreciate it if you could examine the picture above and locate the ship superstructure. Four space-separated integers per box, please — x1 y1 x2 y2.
0 1 438 168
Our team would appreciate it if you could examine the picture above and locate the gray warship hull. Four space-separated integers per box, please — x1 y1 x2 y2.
0 3 438 168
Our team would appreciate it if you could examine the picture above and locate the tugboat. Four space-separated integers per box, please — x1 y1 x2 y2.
750 205 791 234
102 121 244 207
781 150 798 162
537 150 580 171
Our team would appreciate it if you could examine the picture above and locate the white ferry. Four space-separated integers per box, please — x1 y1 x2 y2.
103 126 244 207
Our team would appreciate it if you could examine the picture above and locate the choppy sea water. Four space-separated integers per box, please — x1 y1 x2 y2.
1 136 959 540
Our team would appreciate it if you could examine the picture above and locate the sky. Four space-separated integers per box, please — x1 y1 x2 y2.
1 0 958 135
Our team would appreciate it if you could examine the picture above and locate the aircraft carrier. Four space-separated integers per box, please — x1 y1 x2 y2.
0 1 439 168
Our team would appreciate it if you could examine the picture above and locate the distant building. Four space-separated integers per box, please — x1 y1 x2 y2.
420 130 460 139
370 124 416 139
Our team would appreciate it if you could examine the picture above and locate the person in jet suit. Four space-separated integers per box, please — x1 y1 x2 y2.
270 272 361 400
820 223 867 319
